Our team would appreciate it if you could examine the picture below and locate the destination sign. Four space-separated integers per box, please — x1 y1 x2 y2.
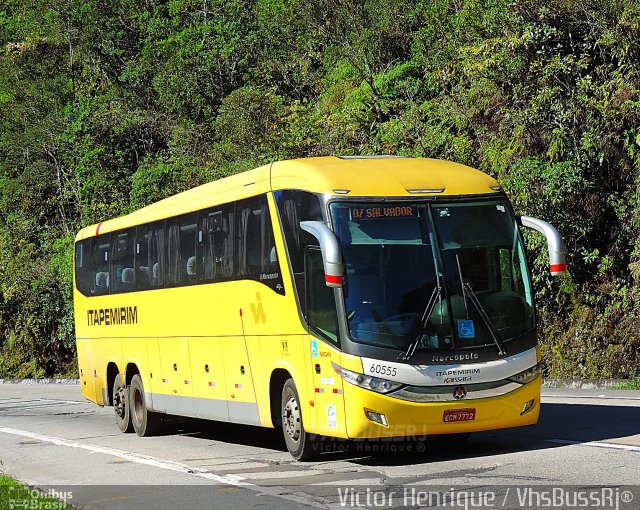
350 205 417 220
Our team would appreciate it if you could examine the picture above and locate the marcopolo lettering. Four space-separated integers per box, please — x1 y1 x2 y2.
431 352 479 362
87 306 138 326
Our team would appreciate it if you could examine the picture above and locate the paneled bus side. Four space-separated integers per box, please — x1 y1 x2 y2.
76 338 97 403
158 337 195 417
146 337 164 412
189 337 228 421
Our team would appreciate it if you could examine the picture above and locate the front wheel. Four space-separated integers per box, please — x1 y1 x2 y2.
129 374 163 437
113 373 133 433
281 379 320 461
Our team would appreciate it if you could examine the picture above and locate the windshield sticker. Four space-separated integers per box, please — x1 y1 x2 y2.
496 205 506 212
457 319 475 338
311 339 319 357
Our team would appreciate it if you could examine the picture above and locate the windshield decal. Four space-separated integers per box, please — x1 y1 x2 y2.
457 320 475 338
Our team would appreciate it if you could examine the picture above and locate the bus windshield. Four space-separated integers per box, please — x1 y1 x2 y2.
329 200 535 352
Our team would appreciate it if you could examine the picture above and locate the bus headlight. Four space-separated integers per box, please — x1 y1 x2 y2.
508 361 542 385
332 363 404 394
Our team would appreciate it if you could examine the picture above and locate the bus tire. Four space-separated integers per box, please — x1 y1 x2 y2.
129 374 163 437
113 373 133 433
281 378 320 461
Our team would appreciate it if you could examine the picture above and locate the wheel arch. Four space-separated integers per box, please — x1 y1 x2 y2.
269 368 292 428
126 362 140 387
106 362 120 406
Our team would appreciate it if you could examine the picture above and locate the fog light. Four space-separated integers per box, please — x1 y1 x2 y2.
366 411 388 427
521 398 536 415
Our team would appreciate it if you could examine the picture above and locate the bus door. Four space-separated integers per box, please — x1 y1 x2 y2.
305 247 346 436
158 337 195 417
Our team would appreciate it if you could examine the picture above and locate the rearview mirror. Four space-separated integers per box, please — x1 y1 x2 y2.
299 221 344 287
520 216 566 276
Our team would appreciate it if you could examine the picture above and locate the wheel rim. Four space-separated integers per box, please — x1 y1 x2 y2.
114 386 127 419
133 387 144 424
282 395 301 443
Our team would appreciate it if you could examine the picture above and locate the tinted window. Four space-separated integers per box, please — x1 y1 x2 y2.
275 190 323 274
199 205 235 281
237 195 283 293
275 190 323 309
237 195 279 277
166 214 197 286
135 227 151 290
111 230 135 293
92 234 111 296
74 194 283 296
305 247 339 345
75 241 91 295
150 222 165 288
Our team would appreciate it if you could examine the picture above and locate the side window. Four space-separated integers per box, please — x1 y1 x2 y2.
237 195 284 294
305 247 339 345
135 227 151 291
180 214 198 284
275 190 323 305
275 190 322 273
75 240 91 295
165 214 197 286
237 197 263 277
150 222 165 288
92 234 111 296
111 229 135 293
199 205 235 281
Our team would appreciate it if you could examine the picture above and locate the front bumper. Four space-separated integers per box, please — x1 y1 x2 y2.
343 376 541 439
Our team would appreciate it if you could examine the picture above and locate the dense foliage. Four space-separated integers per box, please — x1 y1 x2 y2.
1 0 639 378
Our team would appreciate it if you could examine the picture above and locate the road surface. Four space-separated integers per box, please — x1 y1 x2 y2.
1 384 639 509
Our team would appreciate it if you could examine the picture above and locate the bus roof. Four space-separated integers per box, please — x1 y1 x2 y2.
76 156 501 240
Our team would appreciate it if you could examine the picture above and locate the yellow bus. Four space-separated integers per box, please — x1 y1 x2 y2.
73 156 566 460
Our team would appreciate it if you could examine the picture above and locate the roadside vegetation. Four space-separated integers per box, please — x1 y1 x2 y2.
1 0 640 379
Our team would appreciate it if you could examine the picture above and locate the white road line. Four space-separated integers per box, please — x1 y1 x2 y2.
0 425 330 509
547 439 640 452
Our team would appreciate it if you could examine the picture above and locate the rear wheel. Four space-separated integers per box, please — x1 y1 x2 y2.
281 379 320 461
129 374 163 437
113 373 133 433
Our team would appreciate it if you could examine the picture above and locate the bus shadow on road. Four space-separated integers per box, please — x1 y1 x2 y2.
157 402 640 465
346 402 640 467
163 416 289 452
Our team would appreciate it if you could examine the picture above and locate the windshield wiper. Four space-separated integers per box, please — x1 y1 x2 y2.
456 255 506 356
464 282 506 356
399 283 442 361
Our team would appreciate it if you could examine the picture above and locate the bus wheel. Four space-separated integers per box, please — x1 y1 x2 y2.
281 379 320 461
129 374 163 437
113 373 133 433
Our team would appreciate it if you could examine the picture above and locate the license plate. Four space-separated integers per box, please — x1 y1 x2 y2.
443 408 476 423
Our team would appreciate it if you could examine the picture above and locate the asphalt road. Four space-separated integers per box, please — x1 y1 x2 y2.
0 383 639 510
